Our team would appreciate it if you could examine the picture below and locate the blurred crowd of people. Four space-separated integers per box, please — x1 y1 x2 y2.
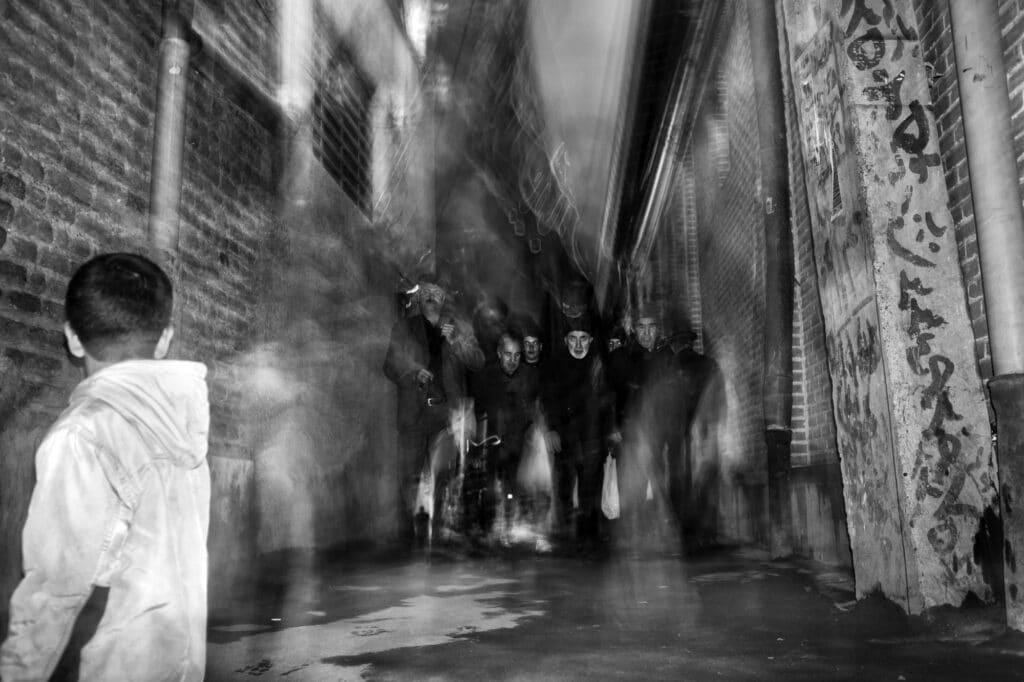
383 274 722 556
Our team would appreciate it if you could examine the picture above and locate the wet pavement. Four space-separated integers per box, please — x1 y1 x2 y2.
207 546 1024 681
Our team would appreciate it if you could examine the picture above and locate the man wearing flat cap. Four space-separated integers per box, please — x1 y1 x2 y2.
544 313 612 550
384 275 484 544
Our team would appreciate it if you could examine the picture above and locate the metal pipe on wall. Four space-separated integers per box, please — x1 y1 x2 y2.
950 0 1024 375
950 0 1024 631
748 0 794 558
148 0 194 257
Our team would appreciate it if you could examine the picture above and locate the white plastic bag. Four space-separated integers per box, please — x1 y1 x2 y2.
414 464 433 518
601 454 620 519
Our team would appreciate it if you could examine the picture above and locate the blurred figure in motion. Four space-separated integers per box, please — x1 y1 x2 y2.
469 332 539 541
608 305 682 552
606 324 627 354
384 275 484 545
1 253 209 681
512 314 547 373
545 314 613 552
472 294 510 362
668 327 724 551
509 314 555 546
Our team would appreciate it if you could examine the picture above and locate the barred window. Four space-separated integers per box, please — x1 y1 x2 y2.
312 48 375 215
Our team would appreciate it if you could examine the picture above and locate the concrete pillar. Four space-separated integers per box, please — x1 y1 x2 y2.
780 0 997 612
949 0 1024 630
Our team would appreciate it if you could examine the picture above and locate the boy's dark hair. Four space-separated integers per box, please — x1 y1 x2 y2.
65 253 173 361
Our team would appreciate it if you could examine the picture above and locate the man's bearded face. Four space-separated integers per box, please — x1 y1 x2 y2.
418 284 446 317
636 317 658 351
498 337 522 376
565 331 593 359
523 336 542 364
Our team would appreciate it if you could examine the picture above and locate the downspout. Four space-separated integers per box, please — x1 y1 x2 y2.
950 0 1024 630
748 0 794 558
148 0 194 259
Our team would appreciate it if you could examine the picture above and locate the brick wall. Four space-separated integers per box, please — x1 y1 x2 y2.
691 2 768 544
912 0 1000 380
645 1 850 558
237 0 433 570
779 4 849 565
193 0 277 95
780 5 838 470
0 0 279 617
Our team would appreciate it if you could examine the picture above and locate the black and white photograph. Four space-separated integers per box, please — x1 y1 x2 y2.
1 0 1024 679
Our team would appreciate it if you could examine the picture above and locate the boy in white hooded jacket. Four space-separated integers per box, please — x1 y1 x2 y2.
0 253 210 681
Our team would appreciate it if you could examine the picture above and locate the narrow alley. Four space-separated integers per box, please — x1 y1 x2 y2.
3 0 1024 680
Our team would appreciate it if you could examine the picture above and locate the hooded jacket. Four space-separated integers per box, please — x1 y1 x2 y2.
0 360 210 682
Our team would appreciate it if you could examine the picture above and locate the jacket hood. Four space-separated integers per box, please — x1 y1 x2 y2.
70 360 210 468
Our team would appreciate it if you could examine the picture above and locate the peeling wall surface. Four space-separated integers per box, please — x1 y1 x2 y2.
840 0 996 608
783 0 997 612
785 9 909 605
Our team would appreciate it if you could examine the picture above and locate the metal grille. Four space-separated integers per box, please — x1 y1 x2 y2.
312 55 375 215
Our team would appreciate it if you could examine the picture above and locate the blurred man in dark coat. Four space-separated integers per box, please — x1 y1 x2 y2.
470 332 541 536
668 327 724 550
545 314 612 549
383 276 484 543
607 305 682 548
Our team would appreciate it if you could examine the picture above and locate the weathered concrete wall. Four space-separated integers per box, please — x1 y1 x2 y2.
786 14 906 599
782 0 997 611
778 4 851 567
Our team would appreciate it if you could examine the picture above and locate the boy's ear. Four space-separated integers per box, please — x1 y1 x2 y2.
64 323 87 359
154 327 174 359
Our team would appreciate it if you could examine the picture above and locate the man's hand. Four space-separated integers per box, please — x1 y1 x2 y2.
415 368 434 385
546 430 561 453
440 322 455 342
608 431 623 445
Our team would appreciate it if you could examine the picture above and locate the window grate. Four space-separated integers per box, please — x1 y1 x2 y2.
312 53 375 215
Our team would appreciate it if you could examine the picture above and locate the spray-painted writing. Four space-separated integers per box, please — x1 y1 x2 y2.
842 0 984 579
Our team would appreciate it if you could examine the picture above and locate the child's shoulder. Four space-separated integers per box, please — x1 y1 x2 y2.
41 397 115 445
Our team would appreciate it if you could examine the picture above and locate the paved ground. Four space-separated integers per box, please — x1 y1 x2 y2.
206 546 1024 681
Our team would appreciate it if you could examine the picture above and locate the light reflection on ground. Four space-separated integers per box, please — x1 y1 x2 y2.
208 574 545 680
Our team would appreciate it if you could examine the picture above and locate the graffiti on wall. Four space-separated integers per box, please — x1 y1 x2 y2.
790 16 904 596
794 25 876 315
840 0 994 597
826 315 903 564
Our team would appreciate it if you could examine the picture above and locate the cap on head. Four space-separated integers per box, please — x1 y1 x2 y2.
511 314 543 342
566 313 594 336
634 303 659 322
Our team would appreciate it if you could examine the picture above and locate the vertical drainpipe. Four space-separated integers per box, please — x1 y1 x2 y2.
748 0 794 558
950 0 1024 630
148 0 193 259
